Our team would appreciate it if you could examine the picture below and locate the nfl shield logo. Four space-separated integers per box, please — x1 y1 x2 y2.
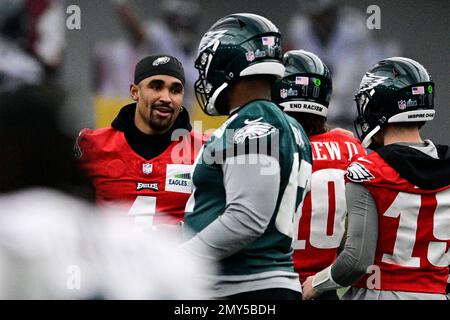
280 89 288 99
397 100 407 110
245 51 255 62
142 163 153 175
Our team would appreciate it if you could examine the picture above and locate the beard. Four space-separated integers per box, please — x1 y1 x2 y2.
148 116 174 132
147 107 177 133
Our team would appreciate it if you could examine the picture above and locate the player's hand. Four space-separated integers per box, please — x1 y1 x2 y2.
330 127 355 138
302 276 320 300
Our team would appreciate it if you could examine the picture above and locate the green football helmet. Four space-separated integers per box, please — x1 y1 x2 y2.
354 57 435 148
194 13 285 116
272 50 332 117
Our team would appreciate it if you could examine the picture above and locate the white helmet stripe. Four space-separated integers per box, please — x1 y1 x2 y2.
361 125 381 149
240 61 285 79
388 110 435 123
280 101 327 117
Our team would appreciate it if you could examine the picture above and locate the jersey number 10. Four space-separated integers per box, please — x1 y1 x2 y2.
293 168 347 250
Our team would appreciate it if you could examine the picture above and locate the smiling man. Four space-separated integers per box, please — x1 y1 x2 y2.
131 56 185 134
76 54 203 234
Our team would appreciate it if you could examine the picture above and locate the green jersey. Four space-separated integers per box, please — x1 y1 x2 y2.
182 99 312 297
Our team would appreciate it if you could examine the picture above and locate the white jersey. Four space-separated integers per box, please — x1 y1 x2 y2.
0 188 212 299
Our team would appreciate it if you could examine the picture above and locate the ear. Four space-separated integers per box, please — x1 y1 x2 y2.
130 84 139 101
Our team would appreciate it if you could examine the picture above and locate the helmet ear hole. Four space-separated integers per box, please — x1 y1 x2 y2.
368 99 382 116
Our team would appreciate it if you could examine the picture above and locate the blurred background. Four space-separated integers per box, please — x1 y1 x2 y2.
1 0 448 143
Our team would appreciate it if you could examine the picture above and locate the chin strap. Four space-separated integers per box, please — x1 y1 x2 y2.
206 82 229 116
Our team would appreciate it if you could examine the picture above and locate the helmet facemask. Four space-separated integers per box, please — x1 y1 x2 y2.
354 89 384 149
194 40 226 116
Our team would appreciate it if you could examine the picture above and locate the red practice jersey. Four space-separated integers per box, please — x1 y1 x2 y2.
76 127 203 227
346 152 450 294
293 130 366 283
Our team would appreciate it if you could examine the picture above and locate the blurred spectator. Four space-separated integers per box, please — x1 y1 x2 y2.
287 0 400 131
0 0 65 91
0 85 213 299
93 0 201 128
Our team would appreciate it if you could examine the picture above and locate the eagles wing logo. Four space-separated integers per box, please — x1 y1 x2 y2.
233 118 276 144
152 56 170 66
198 29 228 53
346 162 375 182
359 72 389 92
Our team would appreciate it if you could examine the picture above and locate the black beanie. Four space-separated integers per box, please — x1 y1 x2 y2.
134 54 185 85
